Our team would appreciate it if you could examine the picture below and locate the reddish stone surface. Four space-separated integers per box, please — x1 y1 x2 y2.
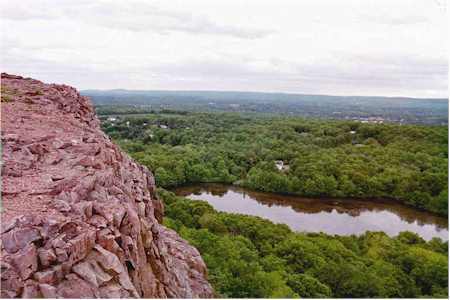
0 73 213 298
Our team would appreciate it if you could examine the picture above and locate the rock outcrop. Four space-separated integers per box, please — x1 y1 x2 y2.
0 73 213 298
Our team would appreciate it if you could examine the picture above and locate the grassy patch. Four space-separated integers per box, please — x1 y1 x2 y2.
1 94 12 102
1 86 14 102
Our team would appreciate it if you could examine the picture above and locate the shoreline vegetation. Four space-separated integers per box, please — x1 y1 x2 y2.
101 110 448 216
99 108 448 298
158 188 448 298
170 183 448 241
170 181 448 218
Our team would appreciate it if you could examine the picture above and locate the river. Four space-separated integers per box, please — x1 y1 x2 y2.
173 183 448 241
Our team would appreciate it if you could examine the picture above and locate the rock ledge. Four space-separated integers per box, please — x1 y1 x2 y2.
1 73 213 298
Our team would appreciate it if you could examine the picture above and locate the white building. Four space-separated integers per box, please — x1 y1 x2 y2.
275 160 290 172
275 160 284 171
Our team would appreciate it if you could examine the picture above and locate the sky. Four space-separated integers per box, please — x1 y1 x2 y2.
0 0 448 97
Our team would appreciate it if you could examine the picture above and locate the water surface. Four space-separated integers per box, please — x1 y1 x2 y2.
173 184 448 241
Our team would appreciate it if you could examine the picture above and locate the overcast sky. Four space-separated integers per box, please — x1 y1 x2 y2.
0 0 447 97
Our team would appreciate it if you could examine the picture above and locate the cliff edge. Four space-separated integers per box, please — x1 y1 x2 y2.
0 73 213 298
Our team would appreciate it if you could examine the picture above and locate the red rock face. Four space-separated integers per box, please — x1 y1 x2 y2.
0 73 213 298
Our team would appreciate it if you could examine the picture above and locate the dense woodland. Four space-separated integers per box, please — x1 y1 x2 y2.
159 189 448 298
100 109 448 297
101 111 448 215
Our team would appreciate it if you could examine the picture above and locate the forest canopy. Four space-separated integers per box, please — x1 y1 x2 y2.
101 111 448 215
159 189 448 298
99 109 448 298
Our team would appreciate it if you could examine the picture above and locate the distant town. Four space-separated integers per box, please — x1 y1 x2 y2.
84 90 448 125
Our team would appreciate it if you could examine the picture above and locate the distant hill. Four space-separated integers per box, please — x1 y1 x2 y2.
81 90 448 125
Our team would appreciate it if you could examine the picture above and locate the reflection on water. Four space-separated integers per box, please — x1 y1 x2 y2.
173 184 449 241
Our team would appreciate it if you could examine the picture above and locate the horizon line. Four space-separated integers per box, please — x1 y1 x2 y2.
80 88 448 101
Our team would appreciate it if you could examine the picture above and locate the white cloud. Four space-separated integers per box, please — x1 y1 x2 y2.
0 0 447 97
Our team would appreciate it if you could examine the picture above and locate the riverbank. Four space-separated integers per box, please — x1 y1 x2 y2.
159 188 449 298
171 183 448 241
104 112 448 217
167 179 449 217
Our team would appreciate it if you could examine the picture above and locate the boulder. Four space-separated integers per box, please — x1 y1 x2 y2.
2 227 41 254
11 244 38 280
39 284 57 298
38 248 57 268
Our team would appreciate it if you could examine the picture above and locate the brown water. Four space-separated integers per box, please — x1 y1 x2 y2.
173 184 449 241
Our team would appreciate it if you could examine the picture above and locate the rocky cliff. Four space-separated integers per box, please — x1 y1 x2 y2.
0 73 213 298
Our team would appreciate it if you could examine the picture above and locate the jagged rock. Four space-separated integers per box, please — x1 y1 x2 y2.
2 73 23 79
1 262 23 298
99 283 128 298
28 143 49 156
0 73 213 298
108 185 124 195
2 227 41 254
72 261 99 287
37 248 57 267
2 166 23 177
34 269 57 284
72 201 93 219
66 230 96 265
39 284 57 298
118 269 139 297
90 260 113 285
2 134 19 142
55 248 69 263
22 280 41 298
57 274 96 298
11 244 38 280
88 215 108 228
92 244 123 274
53 199 72 212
